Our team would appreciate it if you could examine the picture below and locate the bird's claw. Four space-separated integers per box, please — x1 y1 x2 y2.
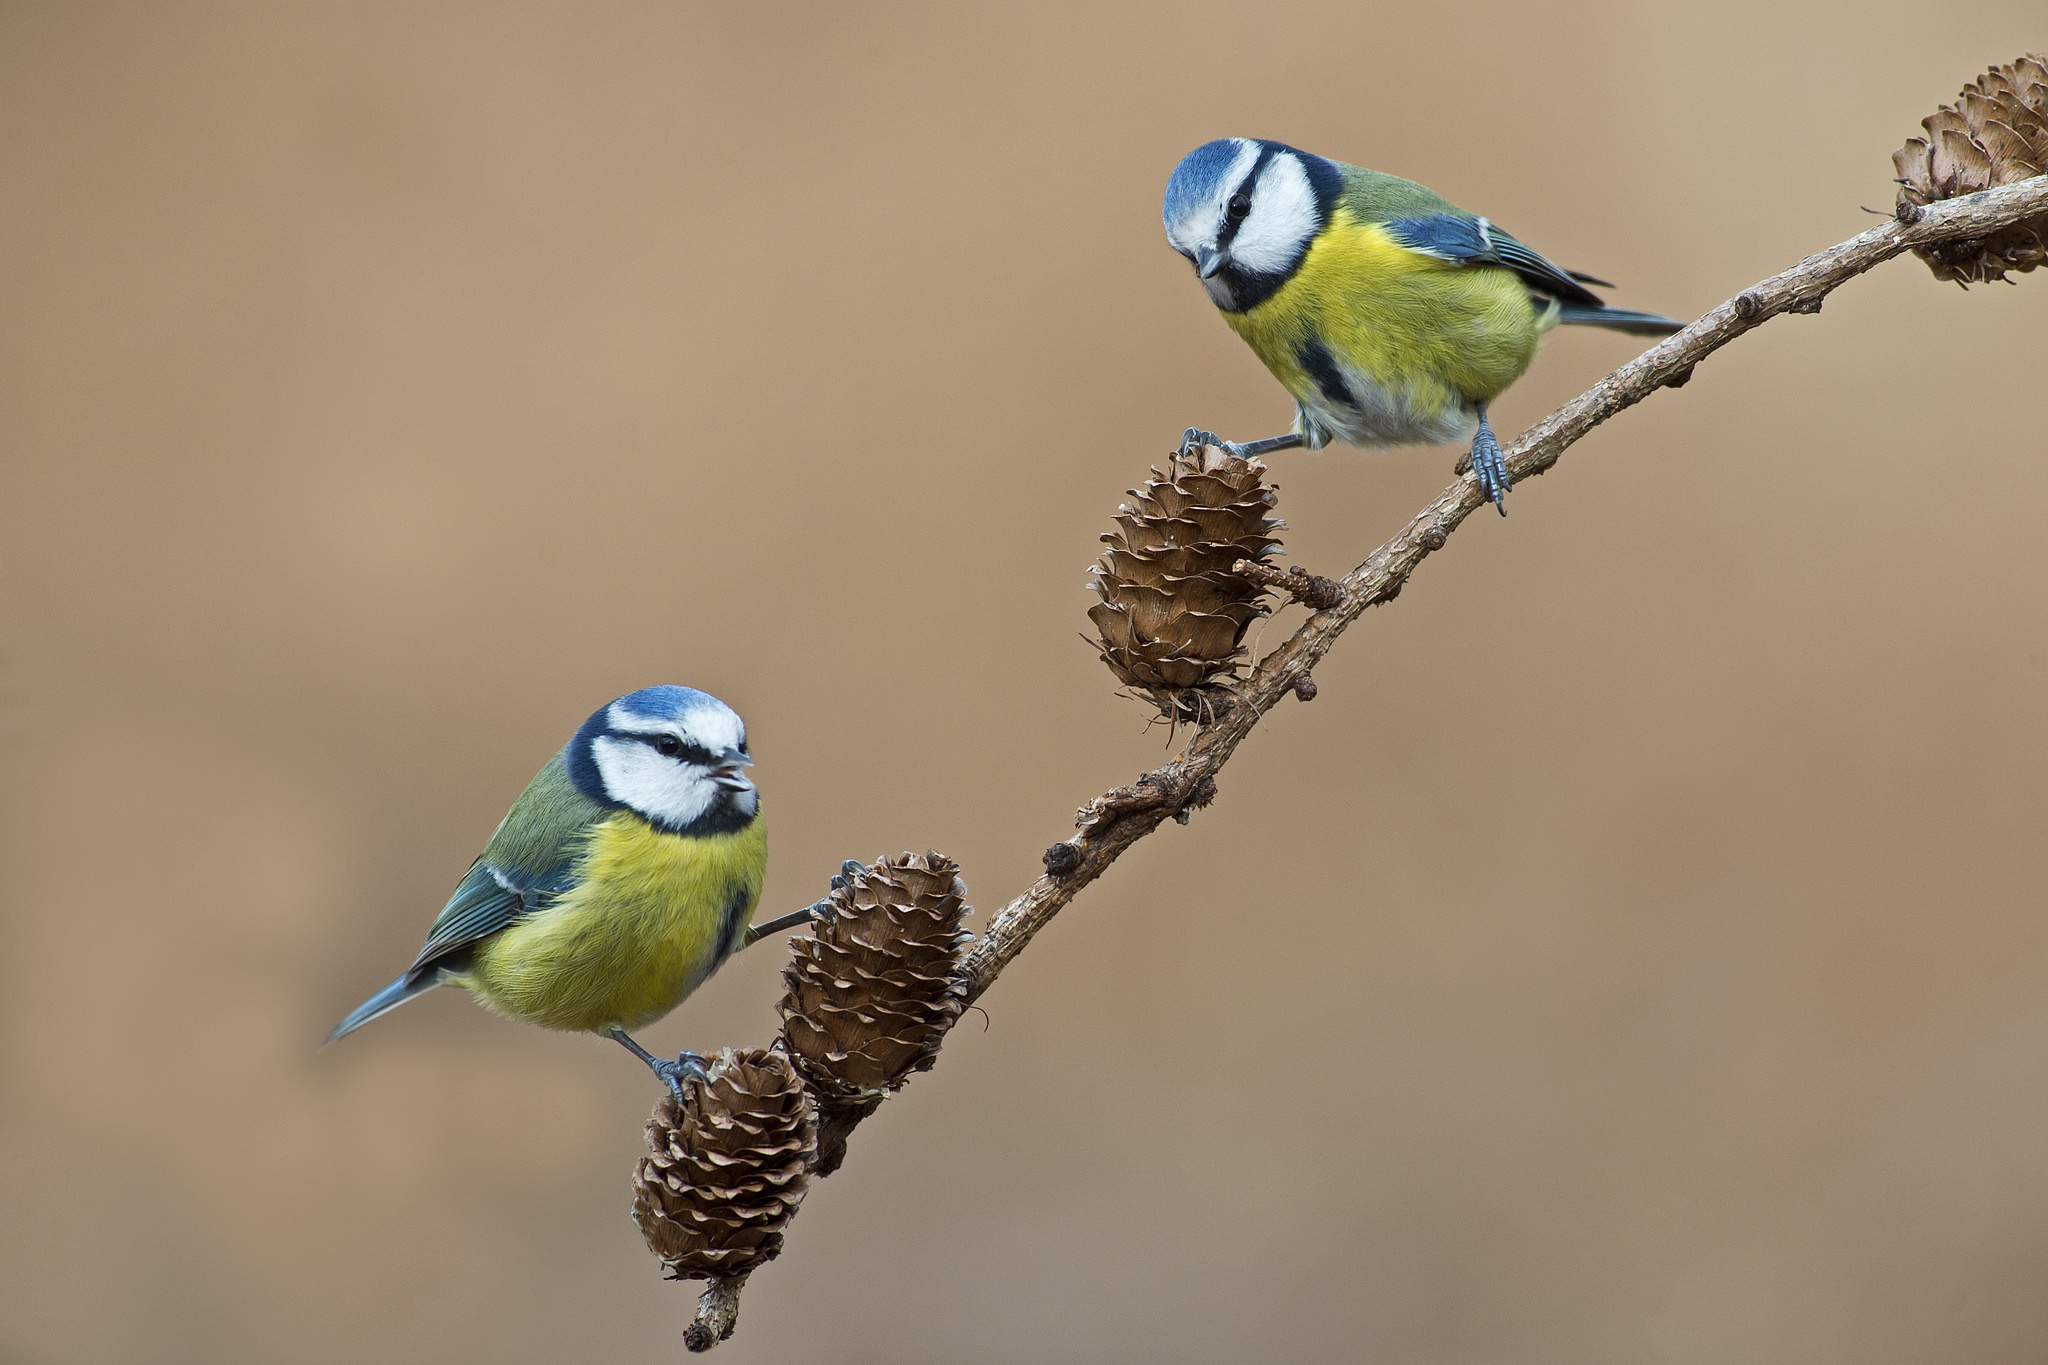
651 1051 708 1107
1468 419 1510 515
749 860 866 948
1178 427 1245 459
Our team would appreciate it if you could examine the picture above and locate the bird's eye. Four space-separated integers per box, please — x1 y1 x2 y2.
652 735 683 757
1226 192 1251 222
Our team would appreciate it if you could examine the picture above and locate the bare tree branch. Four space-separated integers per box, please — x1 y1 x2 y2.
956 175 2048 1004
677 173 2048 1349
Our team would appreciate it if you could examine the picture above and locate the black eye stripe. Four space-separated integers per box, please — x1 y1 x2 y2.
633 733 715 765
1215 144 1277 250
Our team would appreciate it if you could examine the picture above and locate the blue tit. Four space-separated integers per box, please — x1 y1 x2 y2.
1162 138 1686 513
327 685 810 1100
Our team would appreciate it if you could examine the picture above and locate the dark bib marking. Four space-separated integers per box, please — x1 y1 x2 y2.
711 882 751 966
673 800 757 838
1295 337 1358 413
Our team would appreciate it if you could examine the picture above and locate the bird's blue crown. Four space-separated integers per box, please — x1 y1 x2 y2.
1162 138 1256 227
587 686 726 737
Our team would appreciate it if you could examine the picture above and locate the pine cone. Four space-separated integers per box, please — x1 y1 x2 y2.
1088 444 1284 717
632 1049 817 1281
779 852 972 1173
1894 53 2048 283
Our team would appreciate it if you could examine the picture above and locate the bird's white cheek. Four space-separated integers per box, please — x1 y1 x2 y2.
730 787 758 818
590 736 717 829
1229 155 1318 276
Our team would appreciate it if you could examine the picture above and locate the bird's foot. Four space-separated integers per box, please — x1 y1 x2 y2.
610 1025 710 1103
831 859 865 890
1178 427 1243 457
651 1051 708 1107
1467 405 1510 515
1178 427 1306 461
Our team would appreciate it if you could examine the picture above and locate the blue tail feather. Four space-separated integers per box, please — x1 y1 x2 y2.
326 972 439 1044
1554 303 1686 336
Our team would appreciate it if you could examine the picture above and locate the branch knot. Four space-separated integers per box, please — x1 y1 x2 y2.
1232 558 1345 610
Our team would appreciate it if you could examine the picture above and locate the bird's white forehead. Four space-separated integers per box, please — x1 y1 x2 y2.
605 698 745 752
1165 138 1261 251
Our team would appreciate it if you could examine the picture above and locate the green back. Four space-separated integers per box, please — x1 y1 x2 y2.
403 749 607 974
477 748 606 878
1335 162 1469 224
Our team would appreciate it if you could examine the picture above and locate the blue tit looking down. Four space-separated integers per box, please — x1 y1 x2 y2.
1162 138 1686 513
327 685 818 1101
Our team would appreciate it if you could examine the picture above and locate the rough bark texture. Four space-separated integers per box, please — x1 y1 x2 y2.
684 1277 747 1353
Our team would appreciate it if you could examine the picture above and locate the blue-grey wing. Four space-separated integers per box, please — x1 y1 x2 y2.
406 859 575 977
1382 214 1605 308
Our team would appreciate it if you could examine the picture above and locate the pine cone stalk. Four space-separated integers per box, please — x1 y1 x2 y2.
1088 443 1285 718
779 852 973 1175
1894 53 2048 283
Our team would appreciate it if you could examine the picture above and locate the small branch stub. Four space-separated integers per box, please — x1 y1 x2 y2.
1043 841 1080 877
685 1277 748 1353
1173 775 1219 824
1233 559 1345 610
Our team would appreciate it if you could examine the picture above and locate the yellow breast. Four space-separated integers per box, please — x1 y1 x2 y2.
1225 209 1544 447
461 811 767 1033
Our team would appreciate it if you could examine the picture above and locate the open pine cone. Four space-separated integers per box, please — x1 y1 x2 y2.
779 852 972 1173
1088 444 1284 717
1894 53 2048 283
632 1049 817 1282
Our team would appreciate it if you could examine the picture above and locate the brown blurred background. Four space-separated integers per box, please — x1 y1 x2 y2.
3 4 2045 1362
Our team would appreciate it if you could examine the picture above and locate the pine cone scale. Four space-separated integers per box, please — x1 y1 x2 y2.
779 852 973 1109
632 1050 818 1283
1087 444 1284 717
1896 52 2048 283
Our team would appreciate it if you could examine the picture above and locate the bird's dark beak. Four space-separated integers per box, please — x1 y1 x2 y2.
1195 246 1227 279
711 752 754 792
